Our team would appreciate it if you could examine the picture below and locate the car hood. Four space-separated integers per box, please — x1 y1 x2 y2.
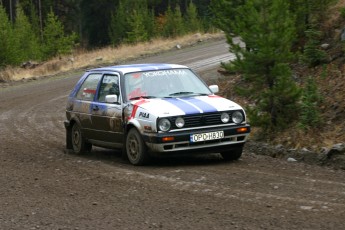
131 95 244 117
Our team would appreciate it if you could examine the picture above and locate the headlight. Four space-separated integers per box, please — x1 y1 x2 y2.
175 117 185 128
221 112 230 123
158 118 171 131
232 111 244 124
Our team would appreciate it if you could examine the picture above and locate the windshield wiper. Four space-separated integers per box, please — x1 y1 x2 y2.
168 92 209 96
168 91 194 96
129 96 156 100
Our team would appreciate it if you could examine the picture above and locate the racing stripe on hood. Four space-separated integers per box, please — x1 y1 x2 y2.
162 98 200 115
180 97 218 113
162 97 217 114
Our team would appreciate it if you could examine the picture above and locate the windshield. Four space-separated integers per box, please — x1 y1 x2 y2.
124 68 212 101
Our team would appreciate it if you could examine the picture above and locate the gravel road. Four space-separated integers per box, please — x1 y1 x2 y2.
0 39 344 230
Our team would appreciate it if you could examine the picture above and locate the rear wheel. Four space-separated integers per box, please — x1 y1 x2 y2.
220 147 243 161
71 123 92 154
126 128 150 165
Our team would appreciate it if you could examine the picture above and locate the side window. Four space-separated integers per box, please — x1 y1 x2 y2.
76 73 102 101
98 74 120 103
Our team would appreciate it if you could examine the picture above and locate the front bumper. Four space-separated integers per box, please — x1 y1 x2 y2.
142 124 250 154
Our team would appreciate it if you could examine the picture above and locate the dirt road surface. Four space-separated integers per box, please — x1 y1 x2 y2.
1 39 345 230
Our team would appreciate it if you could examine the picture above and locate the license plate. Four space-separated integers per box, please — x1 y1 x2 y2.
190 131 224 143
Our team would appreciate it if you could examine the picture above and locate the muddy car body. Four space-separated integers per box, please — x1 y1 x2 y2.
64 63 250 165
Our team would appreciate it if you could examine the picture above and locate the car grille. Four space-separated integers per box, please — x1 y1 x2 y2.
169 111 243 129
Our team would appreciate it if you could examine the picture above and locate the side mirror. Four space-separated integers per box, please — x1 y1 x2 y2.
209 85 219 93
105 95 118 103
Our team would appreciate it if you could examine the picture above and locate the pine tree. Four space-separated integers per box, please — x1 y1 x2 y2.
126 9 148 44
163 6 175 37
210 0 245 34
13 4 42 63
28 2 42 41
144 8 155 40
43 9 76 58
290 0 337 37
0 4 13 67
110 0 154 45
299 77 322 129
109 0 127 46
185 1 201 33
301 27 328 67
220 0 301 130
173 5 185 36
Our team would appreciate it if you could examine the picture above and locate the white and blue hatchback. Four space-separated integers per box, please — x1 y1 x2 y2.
65 63 250 165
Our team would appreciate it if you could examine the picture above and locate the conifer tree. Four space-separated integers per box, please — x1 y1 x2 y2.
289 0 337 38
173 5 185 36
13 4 42 63
220 0 301 130
109 0 127 46
126 9 148 44
28 2 42 41
299 77 322 129
210 0 245 34
43 9 76 58
185 1 201 33
144 8 155 39
301 27 328 67
163 6 175 37
163 4 185 37
0 4 13 67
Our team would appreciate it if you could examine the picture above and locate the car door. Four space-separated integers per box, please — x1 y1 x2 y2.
73 73 102 139
89 73 123 147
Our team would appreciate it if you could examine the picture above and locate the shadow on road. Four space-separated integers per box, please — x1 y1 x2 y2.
64 147 238 167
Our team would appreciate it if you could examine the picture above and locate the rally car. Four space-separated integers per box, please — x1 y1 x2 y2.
64 63 250 165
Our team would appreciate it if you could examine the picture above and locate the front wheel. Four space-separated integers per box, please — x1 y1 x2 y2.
71 123 92 154
126 128 150 165
220 147 243 161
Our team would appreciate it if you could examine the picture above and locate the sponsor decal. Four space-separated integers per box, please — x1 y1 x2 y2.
127 88 147 99
142 69 187 77
129 100 149 120
132 73 141 78
139 112 150 118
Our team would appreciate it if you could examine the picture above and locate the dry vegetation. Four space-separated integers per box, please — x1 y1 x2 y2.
0 33 223 82
218 0 345 151
276 1 345 150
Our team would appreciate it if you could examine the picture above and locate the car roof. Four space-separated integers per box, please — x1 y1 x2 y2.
88 63 188 75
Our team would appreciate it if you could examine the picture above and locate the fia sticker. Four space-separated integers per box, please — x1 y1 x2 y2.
139 112 149 118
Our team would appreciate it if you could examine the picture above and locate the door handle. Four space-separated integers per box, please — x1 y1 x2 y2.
92 106 99 111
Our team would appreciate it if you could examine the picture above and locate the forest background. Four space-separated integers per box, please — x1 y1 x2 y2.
0 0 211 67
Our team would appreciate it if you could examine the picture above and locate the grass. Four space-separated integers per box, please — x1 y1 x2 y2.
0 33 224 82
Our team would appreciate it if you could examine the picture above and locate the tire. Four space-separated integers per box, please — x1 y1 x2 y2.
126 128 149 165
220 147 243 161
66 126 73 150
71 123 92 154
